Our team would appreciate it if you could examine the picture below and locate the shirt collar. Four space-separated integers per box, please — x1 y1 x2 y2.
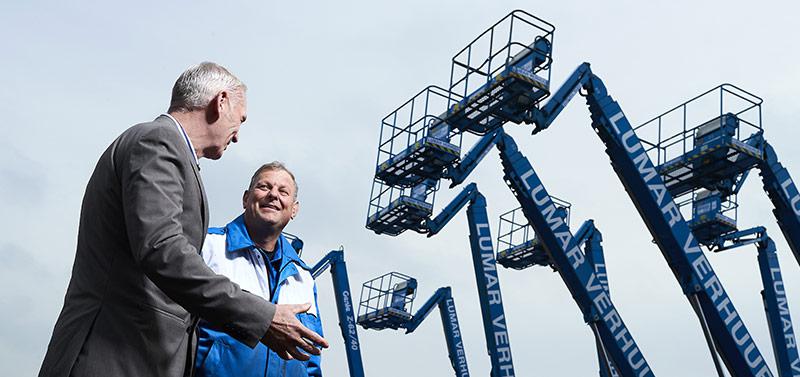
223 214 308 270
162 113 199 166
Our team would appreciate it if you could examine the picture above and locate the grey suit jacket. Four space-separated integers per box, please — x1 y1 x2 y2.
39 116 276 377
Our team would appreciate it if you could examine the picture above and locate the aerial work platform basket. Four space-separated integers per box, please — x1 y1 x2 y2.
496 199 570 270
636 84 765 199
637 84 763 245
445 10 555 135
687 190 738 245
374 86 463 188
366 179 437 236
357 272 417 330
368 86 463 236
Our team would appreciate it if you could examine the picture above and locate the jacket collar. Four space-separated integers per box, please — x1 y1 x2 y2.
158 114 200 166
224 214 309 271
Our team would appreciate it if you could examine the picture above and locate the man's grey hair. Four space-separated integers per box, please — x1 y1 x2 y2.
168 62 247 113
248 162 299 200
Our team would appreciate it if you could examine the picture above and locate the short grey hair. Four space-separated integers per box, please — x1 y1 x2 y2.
168 62 247 112
248 162 299 200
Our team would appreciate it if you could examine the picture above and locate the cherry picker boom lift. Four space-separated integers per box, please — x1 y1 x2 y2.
635 87 800 270
366 10 653 376
446 128 655 376
681 226 800 377
357 272 470 377
365 11 558 376
366 85 518 377
496 209 619 377
635 86 799 376
311 248 365 377
526 62 774 376
425 182 517 377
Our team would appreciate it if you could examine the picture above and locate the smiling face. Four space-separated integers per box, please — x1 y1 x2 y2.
243 168 299 234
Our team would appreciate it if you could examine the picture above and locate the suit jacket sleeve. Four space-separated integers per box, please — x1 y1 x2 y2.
120 125 274 347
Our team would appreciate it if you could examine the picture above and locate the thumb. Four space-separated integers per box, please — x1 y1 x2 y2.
293 302 312 314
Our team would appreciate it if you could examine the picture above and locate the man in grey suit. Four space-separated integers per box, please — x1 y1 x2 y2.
39 62 328 377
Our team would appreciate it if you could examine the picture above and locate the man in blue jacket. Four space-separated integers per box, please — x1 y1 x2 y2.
195 162 323 377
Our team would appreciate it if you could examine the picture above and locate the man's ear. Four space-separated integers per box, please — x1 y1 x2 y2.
217 90 230 110
242 190 249 209
290 201 300 220
205 91 227 123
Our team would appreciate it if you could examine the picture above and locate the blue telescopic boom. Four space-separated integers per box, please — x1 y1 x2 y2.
710 226 799 377
574 220 618 377
445 131 504 188
404 287 471 377
442 126 646 375
755 235 799 377
494 129 654 376
757 140 800 268
311 249 365 377
574 219 608 294
425 183 517 377
527 62 774 376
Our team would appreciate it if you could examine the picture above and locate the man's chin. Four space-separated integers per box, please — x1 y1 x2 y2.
205 149 224 160
258 207 281 216
255 215 282 226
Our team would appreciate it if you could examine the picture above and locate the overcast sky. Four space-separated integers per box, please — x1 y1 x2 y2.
2 1 799 376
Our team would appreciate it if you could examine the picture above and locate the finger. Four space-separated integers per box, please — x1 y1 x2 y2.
299 338 321 356
287 346 311 361
276 348 294 361
292 302 312 314
298 327 329 349
270 344 294 361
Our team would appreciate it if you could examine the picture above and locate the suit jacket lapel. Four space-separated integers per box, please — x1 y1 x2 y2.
157 115 209 244
194 166 209 237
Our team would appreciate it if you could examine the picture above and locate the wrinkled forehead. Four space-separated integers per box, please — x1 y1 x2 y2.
255 169 295 189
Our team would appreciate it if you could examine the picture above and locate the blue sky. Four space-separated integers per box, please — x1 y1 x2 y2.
2 1 799 376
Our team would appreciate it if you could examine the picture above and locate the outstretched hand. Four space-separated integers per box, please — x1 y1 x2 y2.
261 303 329 361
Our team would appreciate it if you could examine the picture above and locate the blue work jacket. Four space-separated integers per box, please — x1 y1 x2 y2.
195 215 323 377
